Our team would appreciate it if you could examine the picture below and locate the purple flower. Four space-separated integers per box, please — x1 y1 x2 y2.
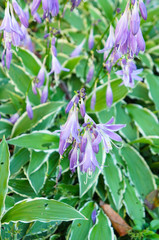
71 0 81 11
49 54 70 75
42 0 59 18
86 65 94 83
36 66 45 88
91 91 96 110
33 12 42 23
80 99 85 117
130 0 140 35
95 117 126 153
6 48 12 70
12 0 29 28
136 27 145 52
26 97 33 120
116 60 143 87
31 0 41 15
106 82 113 108
70 39 85 58
41 85 48 103
115 9 128 46
59 107 80 155
0 2 14 33
91 209 97 224
97 25 115 54
88 28 94 50
9 113 19 124
69 143 78 173
21 25 34 52
139 0 147 20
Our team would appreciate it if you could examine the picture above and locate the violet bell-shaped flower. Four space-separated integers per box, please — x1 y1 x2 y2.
69 143 78 173
91 91 96 110
49 40 69 75
71 0 81 11
31 0 41 15
0 2 14 33
42 0 59 18
97 25 115 54
70 39 85 58
139 0 147 20
59 106 80 155
115 7 129 46
41 85 48 103
130 0 140 35
116 60 143 87
86 65 94 83
12 0 29 28
106 82 113 108
94 116 126 153
26 97 33 120
9 113 19 124
88 28 94 50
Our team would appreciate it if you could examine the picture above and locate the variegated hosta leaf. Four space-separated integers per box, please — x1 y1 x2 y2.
69 201 95 240
1 198 86 224
103 154 124 210
88 209 115 240
0 138 10 218
120 145 156 199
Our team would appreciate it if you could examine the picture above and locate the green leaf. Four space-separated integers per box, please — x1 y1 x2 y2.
11 101 65 137
27 163 47 194
103 154 123 210
28 150 50 175
78 143 105 197
150 220 159 230
126 104 159 136
0 138 10 218
97 0 114 20
17 48 44 76
0 120 13 139
1 198 86 224
88 210 114 240
8 131 59 152
120 145 156 199
129 82 151 102
86 79 128 113
10 148 29 176
60 56 83 78
69 202 95 240
145 73 159 110
9 63 40 105
123 178 145 225
116 102 138 142
9 179 37 198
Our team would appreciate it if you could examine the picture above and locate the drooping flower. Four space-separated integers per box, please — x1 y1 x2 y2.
70 39 85 58
91 209 97 224
130 0 140 35
139 0 147 20
97 25 115 55
26 97 33 120
106 82 113 108
42 0 59 18
12 0 29 28
70 0 81 11
41 85 48 103
59 106 80 155
88 28 94 50
9 113 19 124
86 65 94 83
49 38 69 75
31 0 41 16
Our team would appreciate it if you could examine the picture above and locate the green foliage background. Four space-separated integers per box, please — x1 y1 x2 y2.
0 0 159 239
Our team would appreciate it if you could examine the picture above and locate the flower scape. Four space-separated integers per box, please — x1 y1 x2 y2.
0 0 159 239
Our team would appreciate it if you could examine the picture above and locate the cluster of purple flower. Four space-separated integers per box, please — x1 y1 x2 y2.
59 89 125 173
95 0 147 108
0 0 29 69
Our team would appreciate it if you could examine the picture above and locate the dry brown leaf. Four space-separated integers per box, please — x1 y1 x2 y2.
100 201 132 237
144 190 159 210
